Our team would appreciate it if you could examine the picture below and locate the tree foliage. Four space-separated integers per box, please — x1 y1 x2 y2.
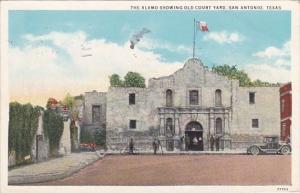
62 93 74 110
9 102 40 164
109 72 146 88
43 109 64 157
124 72 146 87
109 74 124 87
212 64 279 87
80 128 94 143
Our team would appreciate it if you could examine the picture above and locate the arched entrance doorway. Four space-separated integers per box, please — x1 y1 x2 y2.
185 121 204 151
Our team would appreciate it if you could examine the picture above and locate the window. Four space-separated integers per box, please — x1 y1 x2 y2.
252 119 259 128
216 118 222 134
166 89 173 107
92 105 101 124
129 93 135 105
129 120 136 129
189 90 199 105
249 92 255 104
166 118 174 135
215 89 222 106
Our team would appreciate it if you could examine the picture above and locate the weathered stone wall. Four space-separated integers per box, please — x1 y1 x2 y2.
83 91 106 128
94 58 281 151
31 113 49 162
229 87 280 149
106 87 154 149
148 58 235 108
59 119 72 155
232 87 280 135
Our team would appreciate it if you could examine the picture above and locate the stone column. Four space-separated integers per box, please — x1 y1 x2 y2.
159 115 165 136
209 109 215 135
174 113 181 151
224 110 229 134
174 114 180 136
209 108 215 151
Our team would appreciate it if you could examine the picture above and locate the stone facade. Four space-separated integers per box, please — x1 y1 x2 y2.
83 58 280 151
31 113 50 162
82 91 106 132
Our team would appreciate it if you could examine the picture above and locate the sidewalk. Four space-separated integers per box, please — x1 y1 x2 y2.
8 152 103 185
106 149 247 155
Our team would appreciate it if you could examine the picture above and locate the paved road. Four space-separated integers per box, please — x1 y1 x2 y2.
38 155 291 186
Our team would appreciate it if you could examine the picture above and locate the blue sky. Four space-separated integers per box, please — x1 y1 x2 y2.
8 10 291 106
10 10 290 65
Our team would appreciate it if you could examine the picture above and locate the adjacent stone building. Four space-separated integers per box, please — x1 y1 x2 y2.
280 82 292 141
82 58 280 151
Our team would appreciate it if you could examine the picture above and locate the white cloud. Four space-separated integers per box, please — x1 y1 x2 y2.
253 41 290 58
138 37 192 54
203 31 244 44
10 31 182 106
243 40 291 83
244 63 291 83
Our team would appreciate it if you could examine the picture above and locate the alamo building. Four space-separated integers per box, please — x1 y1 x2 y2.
81 58 280 152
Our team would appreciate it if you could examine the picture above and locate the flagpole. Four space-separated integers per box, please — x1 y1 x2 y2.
193 18 195 58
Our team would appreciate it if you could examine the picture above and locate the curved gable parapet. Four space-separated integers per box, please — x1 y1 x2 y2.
148 57 236 89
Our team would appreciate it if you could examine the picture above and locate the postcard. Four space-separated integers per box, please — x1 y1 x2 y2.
0 1 299 193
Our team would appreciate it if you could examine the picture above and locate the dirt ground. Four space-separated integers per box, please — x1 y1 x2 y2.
38 155 291 186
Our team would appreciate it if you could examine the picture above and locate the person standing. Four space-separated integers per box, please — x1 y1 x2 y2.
210 135 215 151
180 136 185 151
152 138 158 155
157 138 163 155
198 136 203 151
185 135 190 151
215 135 220 151
129 138 134 155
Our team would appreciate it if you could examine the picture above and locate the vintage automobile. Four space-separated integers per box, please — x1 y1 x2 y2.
247 135 291 155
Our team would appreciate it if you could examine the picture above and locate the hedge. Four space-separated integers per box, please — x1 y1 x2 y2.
9 102 40 164
43 109 64 157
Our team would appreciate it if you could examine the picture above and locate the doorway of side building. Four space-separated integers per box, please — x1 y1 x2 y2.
185 121 204 151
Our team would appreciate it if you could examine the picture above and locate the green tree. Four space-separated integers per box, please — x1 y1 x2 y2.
43 110 64 157
124 71 146 88
109 73 124 87
62 93 74 110
212 64 277 87
80 129 94 143
9 102 40 164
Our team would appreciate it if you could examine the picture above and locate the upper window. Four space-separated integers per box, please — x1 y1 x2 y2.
189 90 199 105
129 120 136 129
215 89 222 106
166 89 173 107
252 119 259 128
216 118 222 134
249 92 255 104
92 105 101 124
129 93 135 105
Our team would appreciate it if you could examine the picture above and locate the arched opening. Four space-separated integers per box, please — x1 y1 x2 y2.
166 89 173 107
216 118 222 135
185 121 203 151
215 89 222 106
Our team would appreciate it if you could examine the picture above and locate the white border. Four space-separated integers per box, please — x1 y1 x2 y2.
1 1 299 193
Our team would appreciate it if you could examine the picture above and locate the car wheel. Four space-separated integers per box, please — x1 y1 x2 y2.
250 146 260 155
281 146 290 155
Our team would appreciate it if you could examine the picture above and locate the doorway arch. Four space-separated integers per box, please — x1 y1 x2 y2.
185 121 204 151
